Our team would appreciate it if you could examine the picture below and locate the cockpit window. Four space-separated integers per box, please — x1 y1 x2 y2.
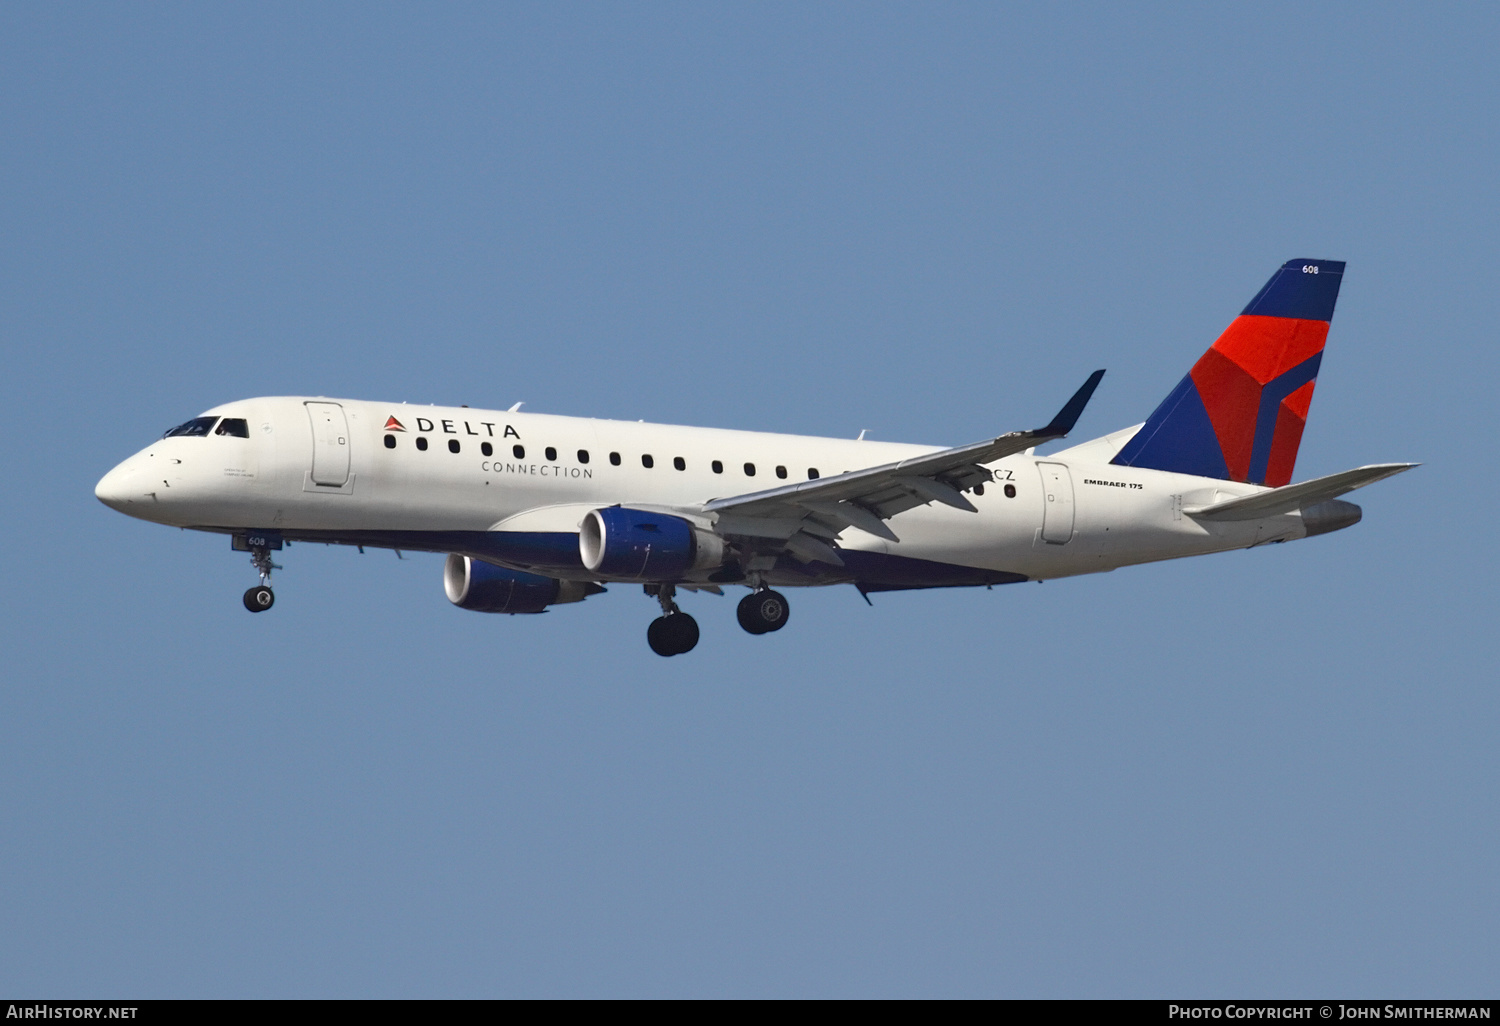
215 418 250 438
163 417 218 438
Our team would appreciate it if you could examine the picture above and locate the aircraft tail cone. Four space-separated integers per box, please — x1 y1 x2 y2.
1302 499 1361 537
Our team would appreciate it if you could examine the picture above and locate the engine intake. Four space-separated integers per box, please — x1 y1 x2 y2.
444 554 602 614
579 507 724 581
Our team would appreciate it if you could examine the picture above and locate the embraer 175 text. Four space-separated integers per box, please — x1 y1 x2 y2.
97 260 1414 655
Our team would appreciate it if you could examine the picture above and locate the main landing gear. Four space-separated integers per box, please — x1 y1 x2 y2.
242 542 280 613
645 584 699 657
641 584 791 655
737 589 790 635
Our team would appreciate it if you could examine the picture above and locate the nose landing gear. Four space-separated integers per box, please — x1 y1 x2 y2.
737 588 790 635
241 540 281 613
645 584 699 657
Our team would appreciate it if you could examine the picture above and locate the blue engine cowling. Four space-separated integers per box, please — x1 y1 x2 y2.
579 506 725 581
444 554 602 614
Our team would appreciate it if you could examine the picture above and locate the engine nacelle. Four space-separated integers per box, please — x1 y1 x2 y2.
444 554 602 614
578 506 725 581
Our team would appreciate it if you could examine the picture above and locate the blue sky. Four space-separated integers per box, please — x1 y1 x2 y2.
1 3 1495 997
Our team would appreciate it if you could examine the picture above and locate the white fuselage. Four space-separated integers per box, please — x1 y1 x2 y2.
95 396 1313 588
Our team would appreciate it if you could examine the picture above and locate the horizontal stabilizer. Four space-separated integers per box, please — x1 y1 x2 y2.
1182 463 1417 521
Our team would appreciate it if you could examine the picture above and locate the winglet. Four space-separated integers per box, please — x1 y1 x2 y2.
1034 369 1105 439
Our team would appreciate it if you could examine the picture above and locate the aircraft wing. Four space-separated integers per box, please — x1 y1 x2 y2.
699 370 1104 561
1182 462 1418 521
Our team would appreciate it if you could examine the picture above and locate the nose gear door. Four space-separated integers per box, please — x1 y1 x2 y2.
1037 461 1075 544
305 402 351 486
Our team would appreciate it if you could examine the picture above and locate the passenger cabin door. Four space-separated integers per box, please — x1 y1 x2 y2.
1037 461 1075 544
305 402 351 486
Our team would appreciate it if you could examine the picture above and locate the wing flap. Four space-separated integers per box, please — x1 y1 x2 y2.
801 500 900 542
785 531 845 566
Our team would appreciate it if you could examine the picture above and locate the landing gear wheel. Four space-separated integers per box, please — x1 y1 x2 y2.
737 590 789 635
667 613 699 654
648 613 700 656
243 585 275 612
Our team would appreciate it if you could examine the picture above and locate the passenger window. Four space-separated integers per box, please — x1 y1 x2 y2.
163 416 217 438
449 439 461 453
215 418 250 438
973 483 984 496
609 452 621 466
578 450 590 464
744 463 756 476
642 454 654 468
673 456 686 471
384 434 396 449
712 460 723 474
513 445 525 459
545 447 557 461
481 442 493 457
775 465 787 479
416 437 429 451
1004 483 1017 498
808 468 820 479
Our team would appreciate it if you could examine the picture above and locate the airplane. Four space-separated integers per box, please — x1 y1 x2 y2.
95 259 1415 656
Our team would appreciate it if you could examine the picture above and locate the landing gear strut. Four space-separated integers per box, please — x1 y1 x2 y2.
645 584 699 657
737 588 790 635
242 543 280 613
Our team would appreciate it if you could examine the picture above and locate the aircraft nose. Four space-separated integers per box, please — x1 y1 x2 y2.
95 459 147 512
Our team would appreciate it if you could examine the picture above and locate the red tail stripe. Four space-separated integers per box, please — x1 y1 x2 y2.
1210 315 1329 385
1189 349 1262 483
1263 380 1316 488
